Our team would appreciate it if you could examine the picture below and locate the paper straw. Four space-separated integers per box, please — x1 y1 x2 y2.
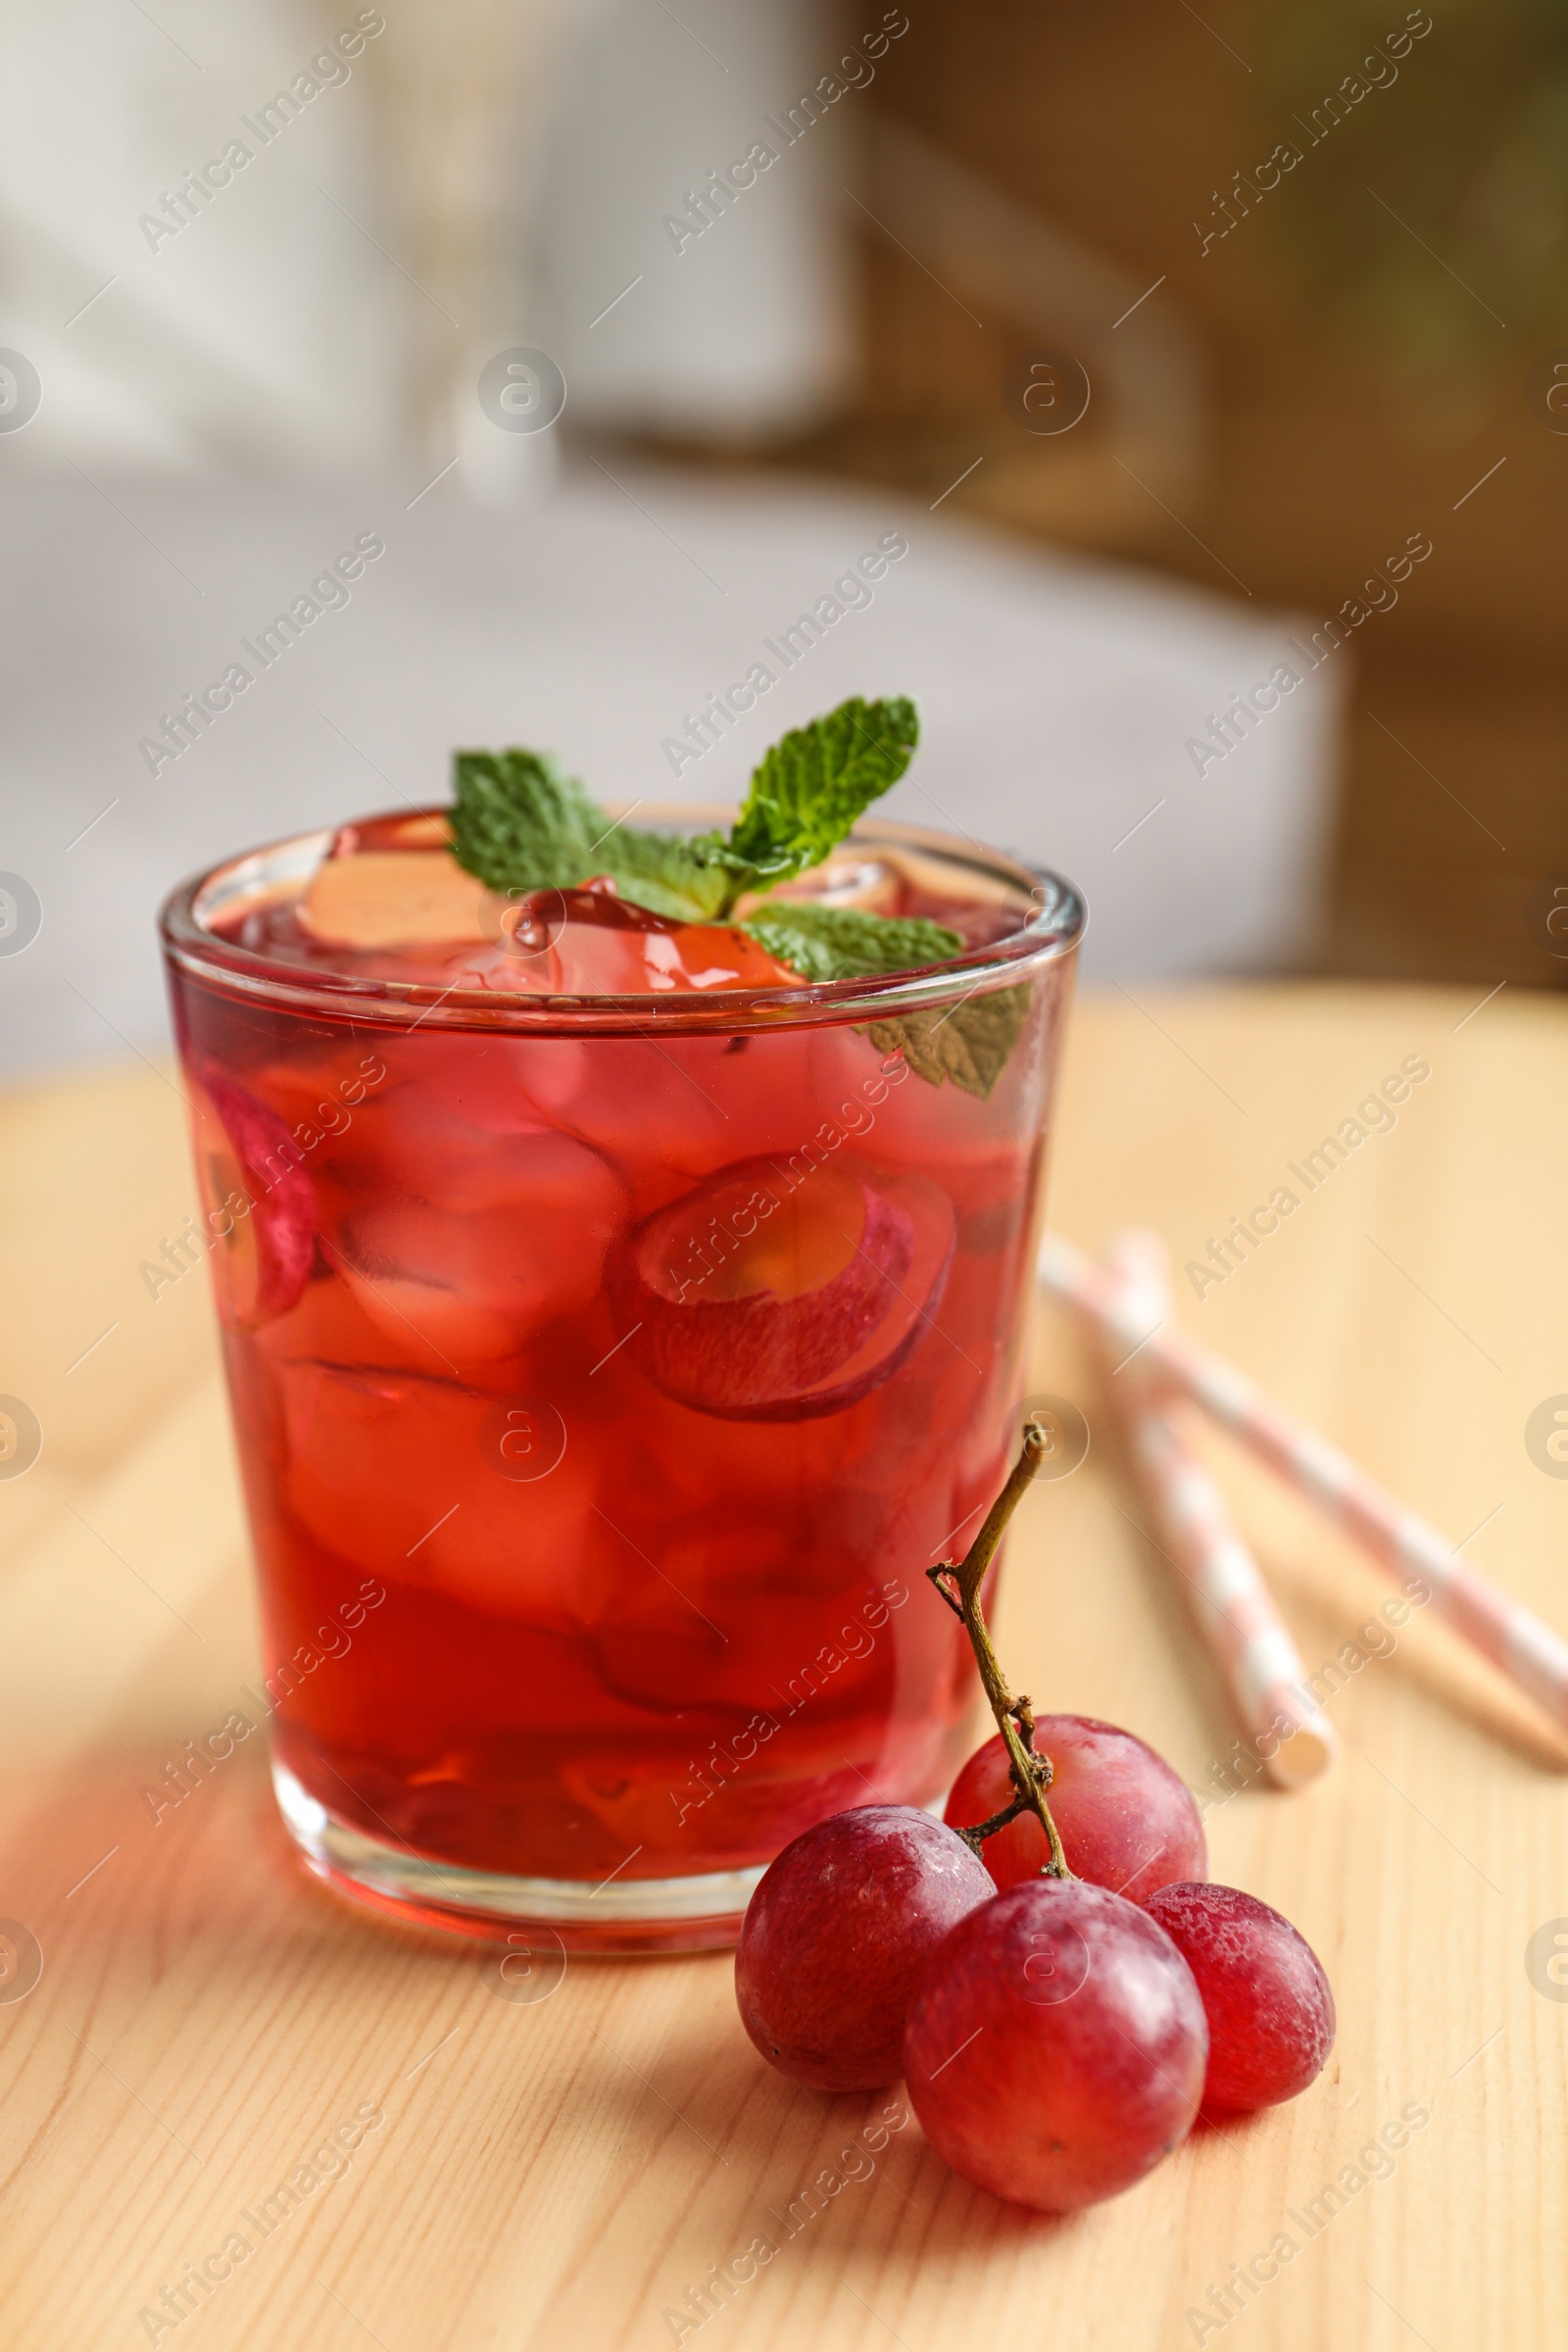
1041 1231 1568 1736
1097 1232 1335 1789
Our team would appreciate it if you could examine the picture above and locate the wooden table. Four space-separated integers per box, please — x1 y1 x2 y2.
3 983 1564 2352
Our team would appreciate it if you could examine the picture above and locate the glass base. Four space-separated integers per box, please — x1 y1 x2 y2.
272 1760 766 1953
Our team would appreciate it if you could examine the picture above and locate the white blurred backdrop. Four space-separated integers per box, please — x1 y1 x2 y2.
0 0 1341 1076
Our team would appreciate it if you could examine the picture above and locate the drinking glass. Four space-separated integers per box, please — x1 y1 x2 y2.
160 812 1084 1949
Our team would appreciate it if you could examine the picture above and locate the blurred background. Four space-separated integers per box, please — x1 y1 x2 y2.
2 0 1563 1073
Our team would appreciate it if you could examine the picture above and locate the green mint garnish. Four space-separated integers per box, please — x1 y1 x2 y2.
867 987 1031 1102
741 901 961 984
449 750 729 921
450 696 919 924
447 697 1026 1092
696 696 920 892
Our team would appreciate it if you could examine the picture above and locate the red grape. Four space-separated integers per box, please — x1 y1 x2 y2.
905 1878 1207 2210
944 1715 1206 1901
735 1806 994 2090
1142 1882 1335 2114
189 1073 316 1328
610 1154 954 1420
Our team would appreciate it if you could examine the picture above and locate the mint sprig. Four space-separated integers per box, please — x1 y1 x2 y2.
868 988 1031 1101
741 901 960 984
449 750 729 921
450 696 920 926
446 699 1026 1092
696 696 920 891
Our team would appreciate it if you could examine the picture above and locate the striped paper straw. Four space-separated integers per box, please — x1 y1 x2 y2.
1098 1232 1335 1789
1041 1230 1568 1735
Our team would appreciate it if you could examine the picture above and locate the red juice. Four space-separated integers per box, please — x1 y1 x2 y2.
160 811 1083 1948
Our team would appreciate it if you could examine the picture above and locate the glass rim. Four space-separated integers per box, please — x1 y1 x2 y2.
158 807 1086 1038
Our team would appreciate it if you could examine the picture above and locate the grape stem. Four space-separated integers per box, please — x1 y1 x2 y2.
927 1420 1074 1880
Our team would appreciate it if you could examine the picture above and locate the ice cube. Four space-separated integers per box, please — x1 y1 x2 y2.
454 884 803 997
298 850 497 949
279 1361 599 1617
749 855 903 914
339 1155 626 1346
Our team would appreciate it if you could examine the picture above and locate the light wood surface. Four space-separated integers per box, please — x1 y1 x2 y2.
3 983 1565 2352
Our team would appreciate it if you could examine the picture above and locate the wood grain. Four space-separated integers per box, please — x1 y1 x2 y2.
2 986 1564 2351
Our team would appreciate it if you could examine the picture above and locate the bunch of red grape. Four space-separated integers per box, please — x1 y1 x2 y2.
734 1427 1334 2215
736 1719 1334 2213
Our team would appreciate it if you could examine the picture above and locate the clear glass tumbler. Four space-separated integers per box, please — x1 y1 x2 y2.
159 812 1083 1950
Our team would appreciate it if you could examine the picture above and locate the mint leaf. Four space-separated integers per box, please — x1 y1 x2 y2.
868 986 1031 1100
742 902 961 984
449 750 727 920
450 751 598 891
591 818 731 921
701 697 920 890
448 697 921 927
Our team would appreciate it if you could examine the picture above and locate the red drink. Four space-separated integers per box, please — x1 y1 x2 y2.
161 810 1082 1948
